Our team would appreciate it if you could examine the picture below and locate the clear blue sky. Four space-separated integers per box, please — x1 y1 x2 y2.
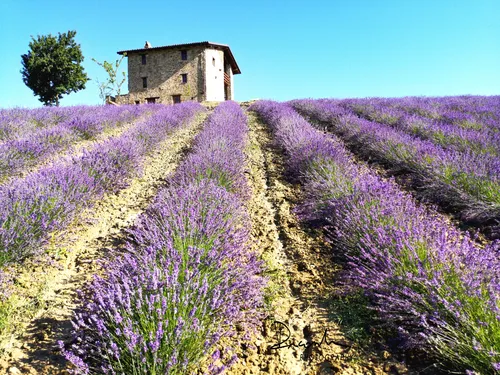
0 0 498 107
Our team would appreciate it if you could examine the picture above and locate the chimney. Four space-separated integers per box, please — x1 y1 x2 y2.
144 41 152 49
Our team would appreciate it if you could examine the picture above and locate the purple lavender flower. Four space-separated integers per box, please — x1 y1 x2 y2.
0 102 203 269
251 99 500 374
291 98 500 239
62 102 265 374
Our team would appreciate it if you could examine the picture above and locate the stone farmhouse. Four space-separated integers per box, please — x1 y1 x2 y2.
114 41 241 105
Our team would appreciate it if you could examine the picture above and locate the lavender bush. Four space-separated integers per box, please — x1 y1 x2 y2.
338 98 500 156
0 102 202 268
0 106 83 141
0 104 150 182
292 99 500 238
378 96 500 132
0 105 154 143
62 101 264 374
174 102 249 197
251 100 500 373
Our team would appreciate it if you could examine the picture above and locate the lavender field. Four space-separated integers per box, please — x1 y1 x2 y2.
0 97 499 375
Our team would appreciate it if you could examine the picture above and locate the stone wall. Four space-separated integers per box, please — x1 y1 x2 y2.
117 46 205 104
224 60 234 100
115 44 236 105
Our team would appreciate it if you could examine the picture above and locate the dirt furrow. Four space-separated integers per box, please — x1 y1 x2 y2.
0 111 208 375
229 110 410 375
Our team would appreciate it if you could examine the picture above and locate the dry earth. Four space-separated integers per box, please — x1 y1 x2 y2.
0 112 207 374
227 110 413 375
0 105 423 375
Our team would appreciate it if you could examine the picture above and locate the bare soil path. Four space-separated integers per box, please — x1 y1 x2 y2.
0 112 208 375
229 110 412 374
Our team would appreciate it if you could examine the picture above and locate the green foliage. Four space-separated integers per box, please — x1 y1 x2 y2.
193 167 235 193
92 54 127 104
441 167 500 204
459 120 483 131
20 30 89 106
328 292 375 344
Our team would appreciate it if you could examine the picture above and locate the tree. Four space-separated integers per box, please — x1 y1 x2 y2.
21 30 89 106
92 54 127 104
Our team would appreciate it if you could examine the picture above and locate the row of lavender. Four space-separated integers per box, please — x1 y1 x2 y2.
0 105 120 142
0 102 202 272
250 100 500 373
337 98 500 156
0 105 153 182
62 101 264 374
375 95 500 132
292 99 500 239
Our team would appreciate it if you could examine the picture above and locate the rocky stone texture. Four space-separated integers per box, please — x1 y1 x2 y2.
117 46 234 105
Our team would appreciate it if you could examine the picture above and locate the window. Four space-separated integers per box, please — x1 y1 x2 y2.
146 97 157 104
212 57 215 67
142 77 147 88
181 50 187 60
172 95 181 104
141 54 147 65
135 100 140 105
181 73 188 84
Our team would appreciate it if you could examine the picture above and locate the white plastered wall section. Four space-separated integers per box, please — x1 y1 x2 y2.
204 49 225 101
